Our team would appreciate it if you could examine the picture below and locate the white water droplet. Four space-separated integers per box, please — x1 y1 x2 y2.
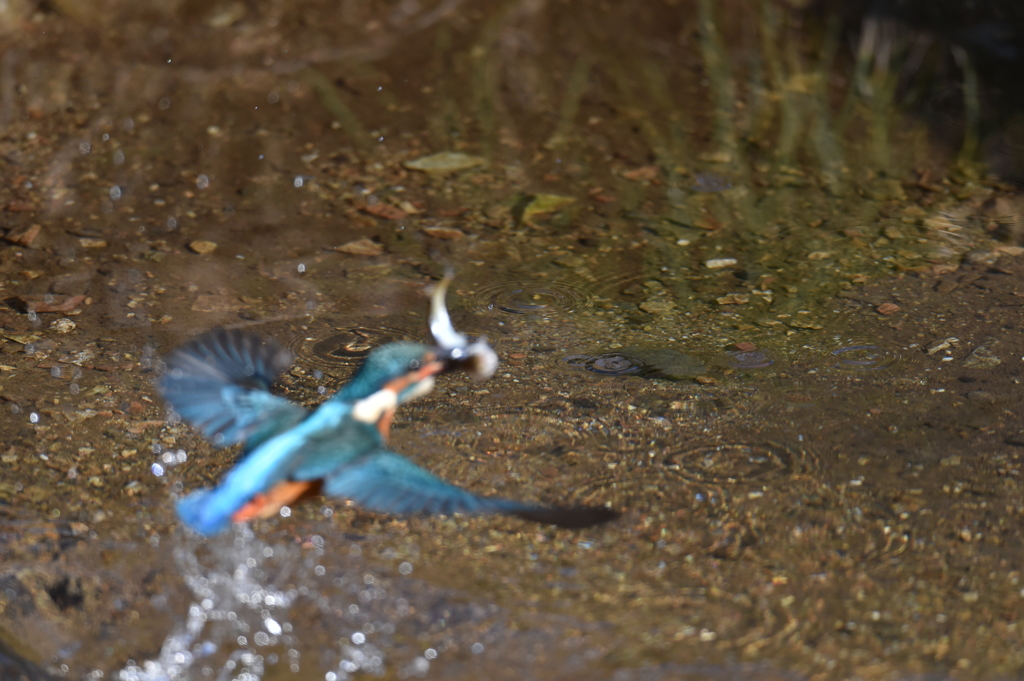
264 617 282 636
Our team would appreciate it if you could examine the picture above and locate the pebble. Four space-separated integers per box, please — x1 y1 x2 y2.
49 318 76 334
925 337 958 355
553 254 586 268
6 223 41 247
705 258 737 269
621 166 659 182
876 302 900 315
964 341 1002 368
521 194 575 223
716 293 749 305
334 238 384 256
189 240 218 255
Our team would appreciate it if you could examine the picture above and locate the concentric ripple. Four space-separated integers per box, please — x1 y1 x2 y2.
472 280 593 316
570 465 699 508
666 391 747 422
290 321 416 369
849 519 911 564
663 442 814 485
826 342 902 372
727 350 774 369
563 348 705 380
564 353 645 375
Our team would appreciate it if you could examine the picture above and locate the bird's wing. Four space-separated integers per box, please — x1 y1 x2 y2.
321 446 620 528
178 400 391 534
321 447 521 516
159 327 307 449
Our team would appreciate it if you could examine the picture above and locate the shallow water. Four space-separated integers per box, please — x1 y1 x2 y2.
2 1 1024 680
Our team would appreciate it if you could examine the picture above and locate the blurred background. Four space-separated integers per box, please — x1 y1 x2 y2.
2 1 1024 680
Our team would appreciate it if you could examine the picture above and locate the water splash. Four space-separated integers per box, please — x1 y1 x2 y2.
113 526 436 681
472 280 593 316
115 526 299 681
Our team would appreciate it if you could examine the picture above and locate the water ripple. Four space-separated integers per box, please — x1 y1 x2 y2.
565 353 645 375
727 350 774 369
472 280 593 316
663 442 817 484
564 348 705 380
825 341 902 372
290 320 416 369
417 411 594 458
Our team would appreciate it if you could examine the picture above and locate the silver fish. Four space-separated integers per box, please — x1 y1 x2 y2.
429 274 498 381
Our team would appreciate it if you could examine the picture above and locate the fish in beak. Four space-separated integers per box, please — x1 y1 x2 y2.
429 274 499 381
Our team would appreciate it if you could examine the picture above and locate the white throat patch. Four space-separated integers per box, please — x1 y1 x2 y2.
351 389 399 424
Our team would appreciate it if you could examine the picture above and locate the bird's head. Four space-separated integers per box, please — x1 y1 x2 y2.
341 341 445 404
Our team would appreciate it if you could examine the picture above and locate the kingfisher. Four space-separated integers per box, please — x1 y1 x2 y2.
160 277 618 535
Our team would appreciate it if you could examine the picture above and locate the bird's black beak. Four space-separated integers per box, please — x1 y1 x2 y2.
438 343 498 381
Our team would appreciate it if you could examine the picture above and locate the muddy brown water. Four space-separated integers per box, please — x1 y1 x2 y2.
2 1 1024 679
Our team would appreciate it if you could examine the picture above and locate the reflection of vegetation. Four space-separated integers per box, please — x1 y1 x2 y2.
386 0 1014 337
3 0 1015 336
300 68 370 154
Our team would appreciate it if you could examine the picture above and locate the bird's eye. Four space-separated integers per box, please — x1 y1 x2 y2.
408 359 421 370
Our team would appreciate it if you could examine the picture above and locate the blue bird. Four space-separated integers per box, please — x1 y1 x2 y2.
160 281 618 535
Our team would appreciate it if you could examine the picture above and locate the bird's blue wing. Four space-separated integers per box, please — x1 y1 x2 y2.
321 447 529 516
160 327 307 449
176 399 367 535
321 445 621 528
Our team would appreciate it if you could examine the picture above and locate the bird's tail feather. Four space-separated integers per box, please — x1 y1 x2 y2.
424 493 620 529
510 504 621 529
